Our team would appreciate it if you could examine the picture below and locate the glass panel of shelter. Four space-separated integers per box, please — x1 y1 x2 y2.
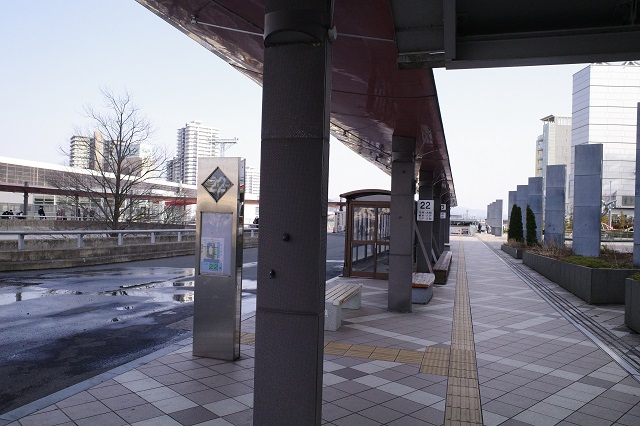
349 204 390 279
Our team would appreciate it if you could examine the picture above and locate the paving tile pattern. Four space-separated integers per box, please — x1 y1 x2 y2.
7 235 640 425
469 236 640 426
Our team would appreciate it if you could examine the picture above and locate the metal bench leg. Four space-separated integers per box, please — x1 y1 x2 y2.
324 303 342 331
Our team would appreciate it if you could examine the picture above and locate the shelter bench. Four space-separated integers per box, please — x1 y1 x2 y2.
412 272 435 304
325 283 363 331
434 251 453 284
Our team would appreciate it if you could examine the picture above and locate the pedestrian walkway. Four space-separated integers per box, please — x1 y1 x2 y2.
3 235 640 425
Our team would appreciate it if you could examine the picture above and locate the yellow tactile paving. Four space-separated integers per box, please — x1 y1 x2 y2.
395 349 425 365
444 239 483 426
420 346 450 375
239 332 256 345
369 347 401 361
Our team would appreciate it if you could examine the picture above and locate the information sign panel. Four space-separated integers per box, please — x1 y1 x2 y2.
200 212 233 276
440 211 447 219
417 199 434 222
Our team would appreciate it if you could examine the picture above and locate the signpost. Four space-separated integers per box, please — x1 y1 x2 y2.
193 158 245 360
417 199 434 221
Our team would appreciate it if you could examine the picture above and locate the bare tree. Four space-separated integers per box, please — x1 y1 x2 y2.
54 88 169 230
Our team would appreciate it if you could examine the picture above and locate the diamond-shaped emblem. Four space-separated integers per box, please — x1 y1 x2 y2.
202 167 234 202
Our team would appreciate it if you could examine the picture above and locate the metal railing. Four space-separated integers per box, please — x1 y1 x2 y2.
0 229 196 250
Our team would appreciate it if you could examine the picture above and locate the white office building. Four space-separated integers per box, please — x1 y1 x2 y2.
535 115 571 181
569 62 640 218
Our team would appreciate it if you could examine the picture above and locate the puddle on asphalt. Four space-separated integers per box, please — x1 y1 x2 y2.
0 277 257 309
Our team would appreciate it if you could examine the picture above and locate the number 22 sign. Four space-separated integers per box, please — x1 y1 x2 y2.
416 200 434 222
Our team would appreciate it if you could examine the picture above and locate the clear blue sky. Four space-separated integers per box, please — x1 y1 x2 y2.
0 1 587 214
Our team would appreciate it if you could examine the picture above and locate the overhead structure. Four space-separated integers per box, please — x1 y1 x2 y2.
135 0 459 206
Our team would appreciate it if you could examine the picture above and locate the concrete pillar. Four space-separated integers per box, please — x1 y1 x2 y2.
433 183 443 254
23 182 28 216
545 165 566 247
516 184 529 239
445 199 451 244
439 197 447 248
508 190 516 224
389 136 415 313
573 144 603 257
253 2 332 423
486 203 491 233
634 104 640 265
495 200 503 236
528 177 544 242
417 170 433 272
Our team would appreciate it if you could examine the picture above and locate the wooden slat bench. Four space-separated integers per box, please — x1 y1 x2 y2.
325 283 363 331
412 272 435 304
434 251 453 284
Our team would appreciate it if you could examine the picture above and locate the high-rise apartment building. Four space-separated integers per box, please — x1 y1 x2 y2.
245 166 260 196
69 131 104 170
568 62 640 217
535 115 571 181
173 121 221 185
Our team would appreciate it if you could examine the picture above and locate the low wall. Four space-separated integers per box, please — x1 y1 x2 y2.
626 278 640 332
0 240 195 272
523 251 640 304
0 233 258 271
500 244 523 259
0 218 194 232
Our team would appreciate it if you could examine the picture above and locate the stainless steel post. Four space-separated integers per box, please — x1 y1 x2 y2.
193 157 244 360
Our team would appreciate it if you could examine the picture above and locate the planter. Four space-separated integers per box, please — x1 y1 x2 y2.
626 278 640 332
501 244 523 259
523 251 640 304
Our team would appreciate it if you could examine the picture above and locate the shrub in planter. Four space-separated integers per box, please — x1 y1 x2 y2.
508 205 523 243
525 205 538 246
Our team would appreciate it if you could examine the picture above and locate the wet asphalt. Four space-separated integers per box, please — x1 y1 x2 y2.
0 234 345 414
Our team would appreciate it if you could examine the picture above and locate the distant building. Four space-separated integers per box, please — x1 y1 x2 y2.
245 166 260 196
173 121 221 185
69 131 104 170
568 62 640 218
535 115 571 182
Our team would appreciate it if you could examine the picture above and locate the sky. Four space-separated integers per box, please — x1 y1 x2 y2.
0 1 587 215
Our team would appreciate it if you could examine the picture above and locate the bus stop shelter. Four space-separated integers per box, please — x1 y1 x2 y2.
134 1 640 423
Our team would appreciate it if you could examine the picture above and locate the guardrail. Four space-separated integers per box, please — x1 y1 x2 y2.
0 229 196 250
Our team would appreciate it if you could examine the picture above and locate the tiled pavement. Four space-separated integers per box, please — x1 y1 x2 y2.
3 236 640 425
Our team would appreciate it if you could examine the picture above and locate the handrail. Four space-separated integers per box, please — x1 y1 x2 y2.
0 229 196 250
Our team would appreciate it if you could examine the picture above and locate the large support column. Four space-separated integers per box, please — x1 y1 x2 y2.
389 136 415 313
635 103 640 265
494 200 503 236
486 203 491 233
545 165 566 247
432 183 443 254
439 197 447 248
528 177 544 242
508 190 517 224
417 170 434 272
253 2 332 423
573 144 603 257
445 200 451 244
516 184 529 239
